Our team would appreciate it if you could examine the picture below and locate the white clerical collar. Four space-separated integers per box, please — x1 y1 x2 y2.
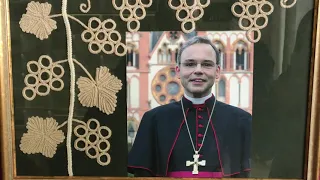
184 93 212 105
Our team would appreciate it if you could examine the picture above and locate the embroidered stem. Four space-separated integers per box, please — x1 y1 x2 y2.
73 119 87 125
57 121 68 129
57 119 87 129
49 14 90 30
48 13 127 56
49 14 63 18
62 0 75 176
67 15 90 30
57 59 95 82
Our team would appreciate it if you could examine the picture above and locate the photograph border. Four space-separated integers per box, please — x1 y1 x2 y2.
1 0 319 179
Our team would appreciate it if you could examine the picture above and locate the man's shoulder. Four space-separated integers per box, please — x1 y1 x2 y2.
142 101 181 119
217 101 252 118
145 101 181 115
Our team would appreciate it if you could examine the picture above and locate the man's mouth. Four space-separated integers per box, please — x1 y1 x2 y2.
190 79 206 82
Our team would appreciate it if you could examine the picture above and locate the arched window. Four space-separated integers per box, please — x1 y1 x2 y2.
234 41 249 70
130 77 140 108
218 79 226 101
127 80 130 107
213 41 225 69
126 43 139 68
219 81 225 97
128 122 136 139
127 50 133 66
174 43 183 64
166 49 171 63
230 76 240 106
127 117 138 150
240 76 250 108
158 49 163 63
157 43 171 64
175 49 179 63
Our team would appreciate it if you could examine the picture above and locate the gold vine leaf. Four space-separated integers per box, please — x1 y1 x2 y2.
19 116 65 158
77 66 122 115
19 1 57 40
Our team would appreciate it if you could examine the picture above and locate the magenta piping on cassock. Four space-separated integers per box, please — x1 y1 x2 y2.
207 107 252 177
207 107 225 176
167 171 223 178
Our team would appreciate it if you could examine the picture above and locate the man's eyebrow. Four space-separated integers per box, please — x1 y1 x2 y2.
184 59 215 63
203 60 215 63
183 59 196 62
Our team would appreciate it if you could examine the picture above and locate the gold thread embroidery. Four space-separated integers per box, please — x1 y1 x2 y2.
22 55 65 101
280 0 296 8
19 1 127 57
80 0 91 13
74 118 112 166
81 17 127 56
112 0 152 32
19 1 122 175
168 0 210 34
19 116 65 158
19 117 111 167
22 56 122 114
231 0 274 43
61 0 76 174
19 1 57 40
77 66 123 115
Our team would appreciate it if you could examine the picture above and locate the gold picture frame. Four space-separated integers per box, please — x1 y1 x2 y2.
1 0 320 179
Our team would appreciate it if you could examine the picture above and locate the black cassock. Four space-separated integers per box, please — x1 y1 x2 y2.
128 95 252 178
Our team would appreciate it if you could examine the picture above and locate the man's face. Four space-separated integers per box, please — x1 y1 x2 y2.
176 43 220 98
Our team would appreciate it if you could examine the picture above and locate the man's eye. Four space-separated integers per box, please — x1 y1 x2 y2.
203 63 213 67
186 63 195 66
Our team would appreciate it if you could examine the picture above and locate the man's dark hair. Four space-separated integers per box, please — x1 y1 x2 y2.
176 36 220 66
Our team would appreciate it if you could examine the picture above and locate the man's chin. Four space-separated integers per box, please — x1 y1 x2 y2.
189 89 207 95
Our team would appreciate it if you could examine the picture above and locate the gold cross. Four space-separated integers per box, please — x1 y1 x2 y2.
186 153 206 174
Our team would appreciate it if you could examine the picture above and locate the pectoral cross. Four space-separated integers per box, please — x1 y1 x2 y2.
186 151 206 174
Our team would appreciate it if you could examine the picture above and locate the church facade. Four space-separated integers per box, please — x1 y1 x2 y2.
126 31 254 146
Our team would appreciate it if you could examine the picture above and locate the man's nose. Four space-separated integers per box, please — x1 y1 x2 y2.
194 63 203 73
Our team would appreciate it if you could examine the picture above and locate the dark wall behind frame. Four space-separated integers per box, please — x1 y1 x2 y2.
6 0 315 178
249 2 314 179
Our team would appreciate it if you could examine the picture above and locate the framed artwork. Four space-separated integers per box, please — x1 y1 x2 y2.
0 0 319 179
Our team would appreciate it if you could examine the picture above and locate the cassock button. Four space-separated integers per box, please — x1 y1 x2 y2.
197 107 203 111
198 124 204 128
198 143 202 147
197 134 204 137
198 115 203 119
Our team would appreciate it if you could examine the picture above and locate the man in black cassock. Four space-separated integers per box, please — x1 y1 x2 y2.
127 36 252 178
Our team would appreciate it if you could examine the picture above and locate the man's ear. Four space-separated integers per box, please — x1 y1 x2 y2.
215 65 221 80
175 65 180 79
